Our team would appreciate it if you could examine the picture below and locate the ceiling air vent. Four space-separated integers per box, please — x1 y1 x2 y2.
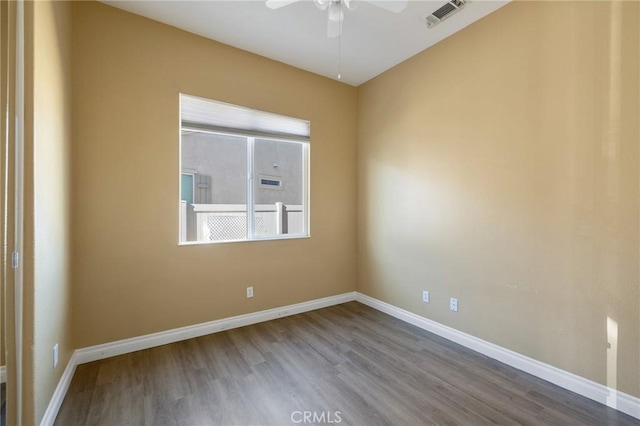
426 0 467 29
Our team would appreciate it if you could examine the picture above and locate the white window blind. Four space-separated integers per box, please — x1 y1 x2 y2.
180 94 310 142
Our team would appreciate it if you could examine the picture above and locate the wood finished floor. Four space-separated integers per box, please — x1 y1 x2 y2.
55 302 639 426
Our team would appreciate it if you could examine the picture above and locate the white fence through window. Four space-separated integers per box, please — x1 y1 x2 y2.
191 203 303 242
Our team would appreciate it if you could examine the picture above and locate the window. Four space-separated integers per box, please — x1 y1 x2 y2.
179 94 310 244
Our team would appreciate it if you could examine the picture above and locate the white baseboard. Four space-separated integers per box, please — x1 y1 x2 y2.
0 365 5 383
41 290 639 424
40 352 78 426
40 291 357 425
355 292 640 420
75 291 357 364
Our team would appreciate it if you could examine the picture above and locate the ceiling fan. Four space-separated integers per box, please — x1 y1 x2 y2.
266 0 408 38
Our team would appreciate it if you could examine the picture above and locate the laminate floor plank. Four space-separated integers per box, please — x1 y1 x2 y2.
343 341 514 425
55 302 639 425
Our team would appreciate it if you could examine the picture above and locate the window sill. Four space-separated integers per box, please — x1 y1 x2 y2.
178 234 310 246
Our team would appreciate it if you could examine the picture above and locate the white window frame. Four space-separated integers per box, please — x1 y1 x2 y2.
246 135 310 242
178 94 310 245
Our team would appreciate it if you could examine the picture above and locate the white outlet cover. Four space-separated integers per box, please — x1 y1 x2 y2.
53 343 59 368
422 291 430 303
246 287 254 298
450 298 458 312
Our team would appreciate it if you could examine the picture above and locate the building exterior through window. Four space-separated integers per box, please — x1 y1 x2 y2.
179 94 310 244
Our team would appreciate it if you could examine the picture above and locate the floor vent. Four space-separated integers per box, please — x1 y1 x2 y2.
426 0 467 29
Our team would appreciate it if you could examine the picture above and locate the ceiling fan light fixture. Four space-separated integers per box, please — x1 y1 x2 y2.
314 0 330 10
265 0 301 10
328 2 343 22
264 0 409 79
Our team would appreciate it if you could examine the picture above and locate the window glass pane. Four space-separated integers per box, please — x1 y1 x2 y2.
181 131 247 242
253 138 304 237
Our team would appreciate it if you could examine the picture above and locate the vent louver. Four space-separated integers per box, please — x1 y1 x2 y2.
426 0 466 29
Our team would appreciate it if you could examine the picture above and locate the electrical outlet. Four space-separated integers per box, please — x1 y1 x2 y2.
422 291 430 303
450 298 458 312
53 343 59 368
246 286 254 298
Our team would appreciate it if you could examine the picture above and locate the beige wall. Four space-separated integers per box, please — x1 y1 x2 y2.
29 0 74 423
17 0 639 420
71 2 358 348
358 1 639 398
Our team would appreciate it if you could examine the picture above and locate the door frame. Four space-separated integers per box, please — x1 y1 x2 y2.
1 0 24 424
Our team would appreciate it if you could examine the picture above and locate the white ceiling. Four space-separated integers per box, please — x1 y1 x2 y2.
101 0 509 86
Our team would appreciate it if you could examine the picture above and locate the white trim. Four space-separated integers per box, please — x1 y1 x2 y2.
179 234 310 246
247 137 255 239
355 292 640 420
39 352 78 426
41 291 640 424
302 142 310 237
0 365 6 383
192 204 303 213
75 292 356 364
14 1 25 424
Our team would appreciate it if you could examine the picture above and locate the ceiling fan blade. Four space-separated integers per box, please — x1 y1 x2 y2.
266 0 302 10
363 0 407 13
327 18 341 38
